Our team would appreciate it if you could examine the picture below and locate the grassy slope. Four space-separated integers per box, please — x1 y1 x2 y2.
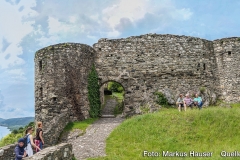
63 118 98 133
89 107 240 160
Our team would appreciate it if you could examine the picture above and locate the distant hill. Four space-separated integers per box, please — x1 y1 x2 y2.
0 118 5 123
0 117 34 131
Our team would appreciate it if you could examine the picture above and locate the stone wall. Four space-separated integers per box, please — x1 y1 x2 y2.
0 143 17 160
23 143 73 160
35 43 95 146
0 143 73 160
213 37 240 102
93 34 220 115
34 34 240 147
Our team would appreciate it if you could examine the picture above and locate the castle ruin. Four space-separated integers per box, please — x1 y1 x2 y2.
34 34 240 146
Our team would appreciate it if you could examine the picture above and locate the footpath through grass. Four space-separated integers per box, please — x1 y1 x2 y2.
89 107 240 160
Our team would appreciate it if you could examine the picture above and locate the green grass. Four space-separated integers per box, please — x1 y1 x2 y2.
112 92 124 103
230 103 240 108
88 107 240 160
63 118 98 132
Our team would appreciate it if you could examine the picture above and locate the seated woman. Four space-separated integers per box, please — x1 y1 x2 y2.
193 93 203 110
15 138 27 160
184 93 193 109
176 94 186 112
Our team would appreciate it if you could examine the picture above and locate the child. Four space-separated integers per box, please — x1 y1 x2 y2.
15 138 27 160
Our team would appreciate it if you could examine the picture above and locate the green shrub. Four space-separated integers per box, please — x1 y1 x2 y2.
87 65 101 118
12 129 18 134
108 81 123 92
237 38 240 41
200 86 206 93
154 92 168 106
117 86 124 92
72 156 77 160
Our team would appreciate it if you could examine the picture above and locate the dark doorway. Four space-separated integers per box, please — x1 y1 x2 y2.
100 81 124 117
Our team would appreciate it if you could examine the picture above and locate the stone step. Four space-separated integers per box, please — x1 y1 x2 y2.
101 115 116 118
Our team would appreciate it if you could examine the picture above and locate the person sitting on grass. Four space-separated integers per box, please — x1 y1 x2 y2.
193 93 203 110
15 138 27 160
176 94 186 112
184 93 194 109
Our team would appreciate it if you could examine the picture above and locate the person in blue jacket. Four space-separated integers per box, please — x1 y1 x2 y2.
15 138 27 160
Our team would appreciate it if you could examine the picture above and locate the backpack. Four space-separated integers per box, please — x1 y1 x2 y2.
23 134 30 148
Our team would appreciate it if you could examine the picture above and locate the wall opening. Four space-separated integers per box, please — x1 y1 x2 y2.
100 81 125 116
203 63 206 70
53 97 57 102
40 87 43 98
39 60 42 71
228 51 231 55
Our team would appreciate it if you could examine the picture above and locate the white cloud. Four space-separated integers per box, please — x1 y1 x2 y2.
0 0 37 69
102 0 148 28
101 0 193 37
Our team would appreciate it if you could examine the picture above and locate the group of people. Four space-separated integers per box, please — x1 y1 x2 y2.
14 122 44 160
176 93 203 112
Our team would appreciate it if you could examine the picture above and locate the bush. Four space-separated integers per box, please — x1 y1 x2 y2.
12 129 18 134
200 86 206 93
117 86 124 92
154 92 168 106
87 65 101 118
108 81 123 93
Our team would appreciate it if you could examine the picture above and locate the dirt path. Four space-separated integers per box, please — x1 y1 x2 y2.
69 117 124 160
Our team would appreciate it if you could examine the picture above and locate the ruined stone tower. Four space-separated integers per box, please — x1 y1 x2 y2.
35 43 95 145
35 34 240 146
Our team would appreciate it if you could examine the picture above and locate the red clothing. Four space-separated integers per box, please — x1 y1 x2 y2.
35 140 41 152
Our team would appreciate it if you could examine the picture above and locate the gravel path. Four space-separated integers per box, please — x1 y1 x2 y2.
101 98 117 115
70 117 124 160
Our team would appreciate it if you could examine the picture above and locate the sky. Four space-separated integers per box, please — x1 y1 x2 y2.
0 0 240 119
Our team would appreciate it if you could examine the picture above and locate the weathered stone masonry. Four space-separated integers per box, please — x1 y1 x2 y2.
35 43 95 145
0 143 73 160
35 34 240 146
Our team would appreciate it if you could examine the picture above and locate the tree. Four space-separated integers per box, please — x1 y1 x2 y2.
87 65 101 118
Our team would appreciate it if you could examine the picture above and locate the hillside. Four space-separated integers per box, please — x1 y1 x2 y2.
0 118 5 123
90 107 240 160
0 117 34 131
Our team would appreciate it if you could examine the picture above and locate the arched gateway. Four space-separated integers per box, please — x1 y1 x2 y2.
35 34 240 146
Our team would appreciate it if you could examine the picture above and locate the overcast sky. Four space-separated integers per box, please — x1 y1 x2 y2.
0 0 240 118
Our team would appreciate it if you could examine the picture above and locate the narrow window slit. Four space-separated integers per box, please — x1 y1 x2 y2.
40 87 43 98
39 60 42 71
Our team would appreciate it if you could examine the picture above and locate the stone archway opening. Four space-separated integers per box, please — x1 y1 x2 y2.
100 81 125 117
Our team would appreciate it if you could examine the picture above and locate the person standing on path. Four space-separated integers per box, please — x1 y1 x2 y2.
35 122 44 152
25 127 41 156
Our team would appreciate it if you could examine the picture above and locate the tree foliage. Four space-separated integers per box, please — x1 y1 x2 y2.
87 65 101 118
108 81 123 93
